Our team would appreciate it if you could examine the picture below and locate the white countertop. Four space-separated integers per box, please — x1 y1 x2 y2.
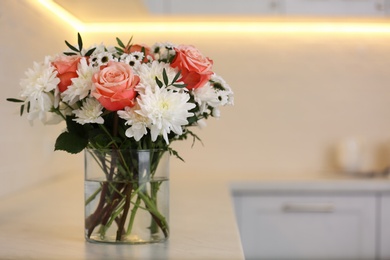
0 171 244 260
231 173 390 194
1 169 390 260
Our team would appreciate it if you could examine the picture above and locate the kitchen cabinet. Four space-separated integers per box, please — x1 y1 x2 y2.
284 0 385 16
232 181 390 260
380 195 390 259
146 0 388 17
162 0 283 15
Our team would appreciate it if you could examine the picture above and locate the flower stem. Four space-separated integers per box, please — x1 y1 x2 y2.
138 190 169 238
116 183 133 241
85 182 109 237
126 195 141 235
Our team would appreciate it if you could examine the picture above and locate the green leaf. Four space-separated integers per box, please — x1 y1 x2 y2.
77 32 83 52
20 104 25 116
126 36 133 47
54 116 89 154
6 98 24 103
116 37 126 48
155 77 163 88
84 47 96 57
63 52 78 56
172 83 187 89
187 129 203 147
172 70 182 84
54 131 88 154
162 68 168 86
115 47 124 55
168 147 185 162
65 40 79 52
66 116 86 137
168 53 176 63
187 115 198 125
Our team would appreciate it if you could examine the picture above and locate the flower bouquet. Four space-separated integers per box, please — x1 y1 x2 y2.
7 33 233 243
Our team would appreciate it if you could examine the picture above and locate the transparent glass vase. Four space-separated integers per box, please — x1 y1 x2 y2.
84 148 169 244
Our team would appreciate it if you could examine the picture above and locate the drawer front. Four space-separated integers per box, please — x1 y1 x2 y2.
380 195 390 259
239 194 377 260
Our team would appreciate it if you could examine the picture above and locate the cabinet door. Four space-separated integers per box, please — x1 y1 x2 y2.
380 194 390 259
165 0 283 15
284 0 384 16
239 194 377 260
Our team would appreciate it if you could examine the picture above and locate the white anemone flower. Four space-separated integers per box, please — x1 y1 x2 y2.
151 42 176 61
81 43 104 56
135 61 182 94
137 87 195 144
120 52 144 70
88 44 116 67
62 58 98 105
84 43 116 57
20 56 60 123
117 104 150 141
72 98 104 125
210 74 234 106
192 74 234 118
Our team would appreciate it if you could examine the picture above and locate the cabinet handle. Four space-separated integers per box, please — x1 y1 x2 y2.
282 203 334 213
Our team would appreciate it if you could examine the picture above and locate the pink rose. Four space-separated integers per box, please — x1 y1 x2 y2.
92 61 139 111
52 55 82 92
171 45 213 90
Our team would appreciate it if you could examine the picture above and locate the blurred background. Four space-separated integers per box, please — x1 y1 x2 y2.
2 0 390 197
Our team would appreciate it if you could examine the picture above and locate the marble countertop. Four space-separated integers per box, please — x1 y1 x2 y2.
231 172 390 194
0 171 244 260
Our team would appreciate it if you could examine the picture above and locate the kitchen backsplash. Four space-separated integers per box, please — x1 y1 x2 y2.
2 0 390 197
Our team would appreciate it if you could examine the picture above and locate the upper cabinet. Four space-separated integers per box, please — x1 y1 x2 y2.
145 0 389 17
284 0 386 16
52 0 390 24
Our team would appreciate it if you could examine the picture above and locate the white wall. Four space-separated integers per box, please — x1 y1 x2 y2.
156 33 390 176
0 0 79 197
2 0 390 197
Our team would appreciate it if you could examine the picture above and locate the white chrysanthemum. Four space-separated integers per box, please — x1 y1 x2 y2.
117 105 150 141
151 42 176 61
137 87 195 144
20 56 60 123
72 98 104 125
192 82 220 114
135 61 182 94
62 58 98 105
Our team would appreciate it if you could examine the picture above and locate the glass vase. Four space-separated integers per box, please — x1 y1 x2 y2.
84 148 169 244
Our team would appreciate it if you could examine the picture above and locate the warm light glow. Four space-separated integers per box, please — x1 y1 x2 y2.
36 0 390 34
84 21 390 34
37 0 85 32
